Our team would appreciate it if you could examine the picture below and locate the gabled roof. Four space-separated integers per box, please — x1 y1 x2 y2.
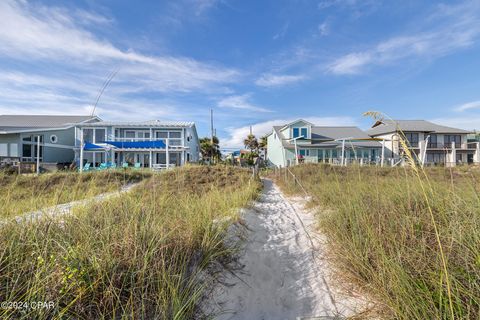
0 115 100 134
367 120 471 136
272 122 381 148
280 119 314 131
79 120 195 128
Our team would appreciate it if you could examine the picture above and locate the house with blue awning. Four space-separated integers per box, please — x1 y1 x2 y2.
75 120 200 170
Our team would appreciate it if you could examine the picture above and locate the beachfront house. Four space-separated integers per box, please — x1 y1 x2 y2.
266 119 382 167
75 120 200 170
367 120 480 166
0 115 100 169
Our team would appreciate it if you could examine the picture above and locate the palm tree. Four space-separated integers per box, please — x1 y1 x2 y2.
259 135 268 160
243 134 259 152
200 136 221 164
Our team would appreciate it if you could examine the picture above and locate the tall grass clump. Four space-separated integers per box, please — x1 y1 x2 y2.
0 170 149 218
274 164 480 319
0 166 261 319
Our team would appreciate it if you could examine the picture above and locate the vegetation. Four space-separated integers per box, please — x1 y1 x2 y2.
0 170 148 218
0 166 261 319
274 164 480 319
242 134 260 165
199 136 221 164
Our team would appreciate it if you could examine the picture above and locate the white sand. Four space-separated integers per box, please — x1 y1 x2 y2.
10 183 138 224
208 179 369 320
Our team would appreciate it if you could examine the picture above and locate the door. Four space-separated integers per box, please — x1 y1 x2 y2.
135 153 150 167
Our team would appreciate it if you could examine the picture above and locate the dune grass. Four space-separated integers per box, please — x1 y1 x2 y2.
274 164 480 319
0 170 149 218
0 165 261 319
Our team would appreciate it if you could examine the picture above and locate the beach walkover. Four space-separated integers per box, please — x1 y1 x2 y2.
208 179 370 320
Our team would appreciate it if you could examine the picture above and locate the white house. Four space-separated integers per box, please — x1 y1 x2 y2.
366 120 480 166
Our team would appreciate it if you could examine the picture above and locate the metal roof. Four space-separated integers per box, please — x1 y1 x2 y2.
79 120 195 128
367 120 471 136
273 124 381 148
0 115 99 134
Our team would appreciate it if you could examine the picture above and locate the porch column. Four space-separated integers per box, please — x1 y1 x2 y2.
111 127 115 164
149 150 153 168
36 135 40 175
448 141 456 167
418 139 426 167
341 139 346 166
474 142 480 165
166 139 170 169
381 139 385 167
80 128 84 172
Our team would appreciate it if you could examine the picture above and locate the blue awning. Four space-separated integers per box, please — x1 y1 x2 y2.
84 142 105 151
103 140 166 149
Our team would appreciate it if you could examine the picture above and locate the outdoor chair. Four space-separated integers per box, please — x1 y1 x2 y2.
110 163 117 169
82 163 91 171
122 162 129 168
134 162 142 169
98 162 108 170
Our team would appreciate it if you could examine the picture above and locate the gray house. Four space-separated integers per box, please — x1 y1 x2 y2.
0 115 100 166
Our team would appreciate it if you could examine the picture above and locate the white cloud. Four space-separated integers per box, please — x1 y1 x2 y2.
318 21 330 36
328 1 480 75
192 0 219 15
217 94 272 113
223 116 357 148
0 0 239 93
455 100 480 112
328 52 372 75
255 74 306 87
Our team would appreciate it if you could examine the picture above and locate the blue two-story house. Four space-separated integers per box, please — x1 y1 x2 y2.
75 120 200 170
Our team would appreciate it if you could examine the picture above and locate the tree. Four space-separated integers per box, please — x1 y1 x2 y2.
259 135 268 160
242 134 259 166
259 135 267 149
200 136 221 164
243 134 259 153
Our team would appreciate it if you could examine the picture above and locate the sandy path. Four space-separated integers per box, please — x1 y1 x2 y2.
7 183 138 224
210 179 367 320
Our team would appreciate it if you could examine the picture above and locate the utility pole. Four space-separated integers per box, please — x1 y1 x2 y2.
210 108 214 144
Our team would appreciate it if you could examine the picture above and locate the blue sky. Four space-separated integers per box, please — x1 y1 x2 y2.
1 0 480 147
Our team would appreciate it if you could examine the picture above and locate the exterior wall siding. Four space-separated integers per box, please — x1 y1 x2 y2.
266 132 286 167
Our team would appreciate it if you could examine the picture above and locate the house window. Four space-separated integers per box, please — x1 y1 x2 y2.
95 129 106 142
293 127 308 139
428 134 437 148
300 128 308 138
427 153 445 164
169 131 181 138
299 149 309 156
445 135 461 148
404 133 419 147
22 144 32 158
125 131 136 139
83 129 94 143
156 132 168 139
293 128 300 138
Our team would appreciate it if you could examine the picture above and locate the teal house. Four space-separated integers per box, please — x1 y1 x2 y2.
266 119 382 167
